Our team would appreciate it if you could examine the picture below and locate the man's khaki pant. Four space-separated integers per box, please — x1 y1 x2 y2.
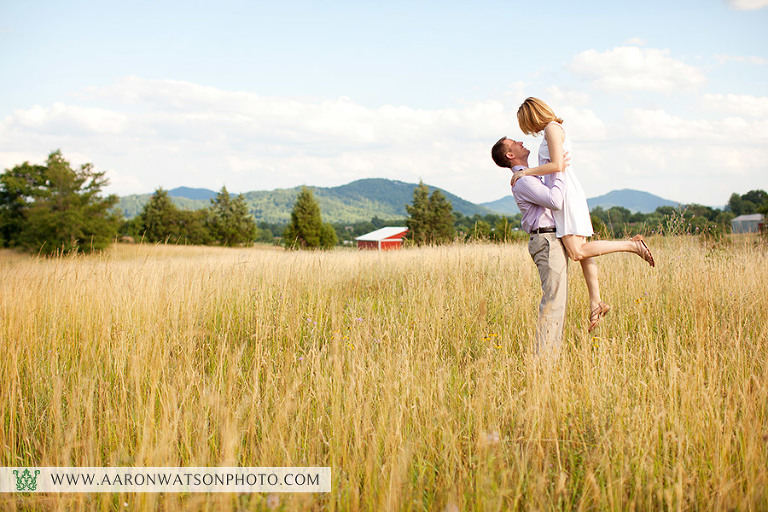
528 233 568 358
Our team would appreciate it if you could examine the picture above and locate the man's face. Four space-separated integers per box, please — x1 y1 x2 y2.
505 138 530 162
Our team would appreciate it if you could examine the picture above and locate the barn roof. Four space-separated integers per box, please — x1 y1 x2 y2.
732 214 765 222
355 227 409 242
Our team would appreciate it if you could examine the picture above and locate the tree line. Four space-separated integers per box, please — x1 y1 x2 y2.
589 189 767 239
122 187 258 246
0 151 258 254
1 151 766 254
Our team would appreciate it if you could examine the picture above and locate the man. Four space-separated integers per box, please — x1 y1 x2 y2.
491 136 568 358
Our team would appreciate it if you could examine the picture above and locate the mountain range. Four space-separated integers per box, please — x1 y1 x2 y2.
480 188 679 215
116 179 681 224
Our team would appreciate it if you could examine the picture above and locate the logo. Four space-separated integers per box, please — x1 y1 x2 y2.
13 469 41 492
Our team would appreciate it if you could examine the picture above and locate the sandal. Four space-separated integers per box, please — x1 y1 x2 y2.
588 301 612 333
631 235 655 267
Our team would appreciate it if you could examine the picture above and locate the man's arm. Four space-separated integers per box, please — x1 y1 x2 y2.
513 174 565 211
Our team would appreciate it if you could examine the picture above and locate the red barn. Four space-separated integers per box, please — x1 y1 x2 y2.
355 227 409 251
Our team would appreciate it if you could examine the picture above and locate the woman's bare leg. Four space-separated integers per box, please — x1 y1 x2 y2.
561 234 652 263
580 257 601 310
562 235 621 331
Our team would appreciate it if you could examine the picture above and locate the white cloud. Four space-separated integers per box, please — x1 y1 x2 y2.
0 151 42 170
623 37 646 46
1 77 523 201
621 108 715 140
531 88 606 141
6 103 126 135
543 86 591 107
2 77 767 207
621 108 768 143
569 46 706 93
714 54 767 65
700 93 768 117
725 0 768 10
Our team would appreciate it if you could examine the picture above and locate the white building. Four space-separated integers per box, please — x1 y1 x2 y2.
731 214 765 234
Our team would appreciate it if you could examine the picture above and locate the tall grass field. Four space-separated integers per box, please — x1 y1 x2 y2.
1 236 767 511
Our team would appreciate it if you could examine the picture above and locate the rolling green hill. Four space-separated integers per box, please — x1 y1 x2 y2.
116 179 496 224
586 189 680 213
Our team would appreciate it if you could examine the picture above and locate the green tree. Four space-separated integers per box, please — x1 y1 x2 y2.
490 217 515 242
177 209 213 245
319 222 338 248
207 187 258 246
591 215 610 239
406 181 455 245
727 190 767 216
0 162 47 245
470 219 492 240
283 187 335 249
405 181 431 245
742 190 768 212
0 151 120 254
428 189 455 244
138 188 182 243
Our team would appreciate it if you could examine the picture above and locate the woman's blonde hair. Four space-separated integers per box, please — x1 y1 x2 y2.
517 97 563 135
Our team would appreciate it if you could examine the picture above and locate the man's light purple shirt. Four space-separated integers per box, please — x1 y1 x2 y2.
510 165 565 234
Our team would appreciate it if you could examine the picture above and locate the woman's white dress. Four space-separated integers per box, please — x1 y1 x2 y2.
538 122 594 238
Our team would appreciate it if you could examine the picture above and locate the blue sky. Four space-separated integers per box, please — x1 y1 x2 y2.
1 0 767 206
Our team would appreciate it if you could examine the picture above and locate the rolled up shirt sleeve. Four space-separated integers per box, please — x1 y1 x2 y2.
514 173 565 211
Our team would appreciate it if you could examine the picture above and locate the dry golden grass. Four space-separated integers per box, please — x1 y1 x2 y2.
1 236 767 511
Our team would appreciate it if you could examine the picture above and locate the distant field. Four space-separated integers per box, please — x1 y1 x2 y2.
1 237 767 511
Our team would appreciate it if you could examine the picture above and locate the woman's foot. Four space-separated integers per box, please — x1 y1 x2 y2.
588 301 612 333
631 235 655 267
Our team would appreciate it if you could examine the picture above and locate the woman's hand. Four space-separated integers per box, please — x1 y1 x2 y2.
510 169 528 188
562 151 571 170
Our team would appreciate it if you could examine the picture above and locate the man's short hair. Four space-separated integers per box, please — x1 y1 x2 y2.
491 137 511 168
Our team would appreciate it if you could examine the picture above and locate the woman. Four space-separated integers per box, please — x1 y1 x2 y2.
511 97 654 332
